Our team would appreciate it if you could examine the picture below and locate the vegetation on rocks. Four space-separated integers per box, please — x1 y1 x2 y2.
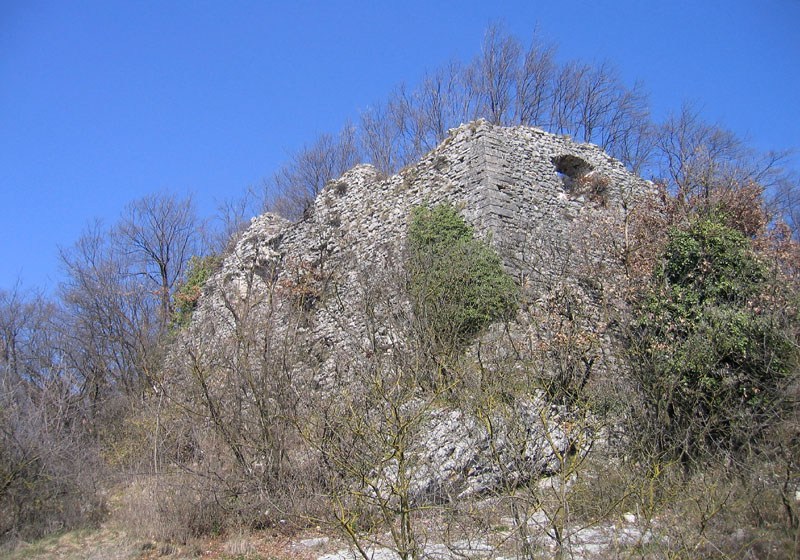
407 203 517 350
2 23 800 560
172 254 221 328
631 216 798 466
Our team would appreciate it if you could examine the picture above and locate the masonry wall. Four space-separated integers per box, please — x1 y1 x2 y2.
184 120 652 386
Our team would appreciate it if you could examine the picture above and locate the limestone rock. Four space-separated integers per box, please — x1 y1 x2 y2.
175 120 651 499
409 395 570 501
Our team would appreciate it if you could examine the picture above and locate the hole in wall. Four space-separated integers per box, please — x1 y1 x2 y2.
551 154 593 179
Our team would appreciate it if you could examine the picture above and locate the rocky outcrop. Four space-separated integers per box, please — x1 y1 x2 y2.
409 395 570 502
194 120 649 365
178 120 651 498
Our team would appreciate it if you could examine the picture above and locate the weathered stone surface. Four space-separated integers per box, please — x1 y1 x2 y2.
409 396 569 501
191 120 649 371
177 119 652 500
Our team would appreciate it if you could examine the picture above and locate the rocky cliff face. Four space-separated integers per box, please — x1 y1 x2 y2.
172 120 651 499
195 118 649 359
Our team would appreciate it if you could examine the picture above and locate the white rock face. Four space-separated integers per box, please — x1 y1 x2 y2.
174 120 651 502
409 396 569 501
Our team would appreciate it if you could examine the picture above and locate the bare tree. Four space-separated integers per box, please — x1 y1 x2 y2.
360 63 472 175
549 60 589 136
417 60 472 149
266 22 658 213
650 101 799 239
574 60 614 143
117 193 203 328
654 101 748 203
772 168 800 241
212 189 261 253
516 31 557 127
0 287 103 543
604 95 654 175
468 23 522 125
59 193 201 400
59 222 160 399
268 123 361 219
0 283 54 385
360 95 413 175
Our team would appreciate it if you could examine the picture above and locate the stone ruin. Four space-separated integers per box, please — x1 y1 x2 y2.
174 119 653 500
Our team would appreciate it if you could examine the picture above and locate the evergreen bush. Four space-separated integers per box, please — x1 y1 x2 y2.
406 203 517 351
631 217 797 465
172 254 220 327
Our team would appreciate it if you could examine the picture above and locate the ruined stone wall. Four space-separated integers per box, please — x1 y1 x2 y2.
182 120 652 386
163 121 654 500
291 119 650 282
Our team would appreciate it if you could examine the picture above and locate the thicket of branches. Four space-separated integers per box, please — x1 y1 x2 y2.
1 193 206 542
262 24 797 233
263 24 655 219
2 22 799 558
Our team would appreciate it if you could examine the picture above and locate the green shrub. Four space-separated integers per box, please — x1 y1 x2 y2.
630 217 797 466
172 254 220 327
406 203 517 351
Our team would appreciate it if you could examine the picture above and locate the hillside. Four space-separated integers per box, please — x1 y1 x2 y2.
3 121 797 560
152 122 649 556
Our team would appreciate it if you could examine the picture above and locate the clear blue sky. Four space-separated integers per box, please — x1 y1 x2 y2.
2 0 799 292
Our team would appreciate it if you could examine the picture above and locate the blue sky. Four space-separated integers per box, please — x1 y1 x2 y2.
1 0 799 292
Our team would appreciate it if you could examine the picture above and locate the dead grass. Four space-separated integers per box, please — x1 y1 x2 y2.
6 454 797 560
1 525 324 560
221 530 255 556
112 474 226 545
0 527 141 560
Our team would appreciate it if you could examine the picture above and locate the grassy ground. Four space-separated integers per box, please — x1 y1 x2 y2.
0 527 324 560
1 527 142 560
